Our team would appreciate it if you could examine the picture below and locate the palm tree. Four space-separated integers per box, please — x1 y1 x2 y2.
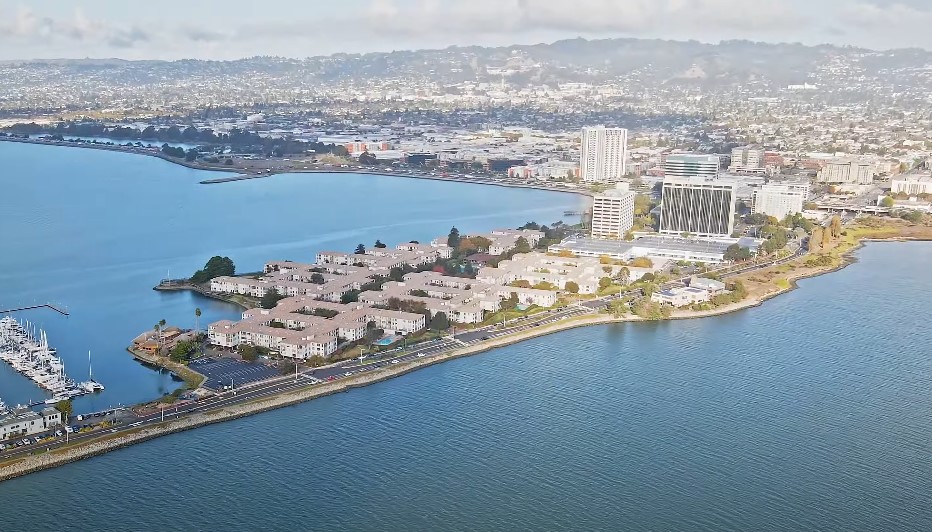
153 323 161 354
194 308 202 333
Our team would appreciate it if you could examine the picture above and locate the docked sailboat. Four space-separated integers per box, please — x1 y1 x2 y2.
0 315 104 402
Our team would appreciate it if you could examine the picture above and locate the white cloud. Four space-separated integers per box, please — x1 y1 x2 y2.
358 0 801 39
0 0 929 59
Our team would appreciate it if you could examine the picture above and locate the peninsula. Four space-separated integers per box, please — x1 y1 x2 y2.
2 211 930 482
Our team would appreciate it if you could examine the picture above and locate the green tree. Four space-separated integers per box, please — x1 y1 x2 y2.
830 215 842 238
358 151 377 165
821 226 832 248
514 236 531 254
630 257 653 268
194 307 201 333
565 281 580 294
881 196 894 208
170 340 197 363
260 287 284 309
310 273 325 284
429 312 450 331
608 299 629 317
279 361 297 376
374 239 387 248
55 399 73 422
724 244 752 261
501 292 519 311
354 243 366 255
238 344 258 362
341 290 361 304
809 227 823 252
599 277 613 289
191 256 235 284
447 227 461 249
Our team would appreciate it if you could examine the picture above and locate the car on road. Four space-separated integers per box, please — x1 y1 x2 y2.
327 375 336 381
391 359 400 364
417 353 426 357
481 336 491 340
344 372 353 377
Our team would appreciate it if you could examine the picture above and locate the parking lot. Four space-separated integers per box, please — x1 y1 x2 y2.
189 357 281 390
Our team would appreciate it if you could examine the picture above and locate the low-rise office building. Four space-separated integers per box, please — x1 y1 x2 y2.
891 175 932 196
549 235 761 264
1 406 62 441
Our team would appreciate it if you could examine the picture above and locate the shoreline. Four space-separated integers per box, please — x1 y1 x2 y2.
3 234 923 482
0 136 593 199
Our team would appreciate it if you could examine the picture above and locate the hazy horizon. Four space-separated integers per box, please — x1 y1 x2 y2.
1 0 931 61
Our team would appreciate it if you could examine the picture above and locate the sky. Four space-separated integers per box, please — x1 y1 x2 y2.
1 0 931 61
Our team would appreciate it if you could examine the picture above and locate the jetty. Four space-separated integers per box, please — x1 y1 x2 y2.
0 304 69 316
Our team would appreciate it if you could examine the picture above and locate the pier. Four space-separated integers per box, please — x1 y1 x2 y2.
0 303 70 316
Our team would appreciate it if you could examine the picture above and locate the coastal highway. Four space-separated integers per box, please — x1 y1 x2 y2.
1 245 811 464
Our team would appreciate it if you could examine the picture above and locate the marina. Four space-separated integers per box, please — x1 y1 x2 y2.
0 316 103 403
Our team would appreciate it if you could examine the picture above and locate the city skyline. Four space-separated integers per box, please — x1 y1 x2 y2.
2 0 932 61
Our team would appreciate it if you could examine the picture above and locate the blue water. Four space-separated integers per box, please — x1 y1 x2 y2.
0 141 581 411
0 242 930 530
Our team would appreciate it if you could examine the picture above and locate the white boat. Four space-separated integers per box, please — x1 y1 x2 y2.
0 315 104 400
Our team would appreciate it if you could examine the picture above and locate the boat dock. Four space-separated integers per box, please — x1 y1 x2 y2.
0 316 103 402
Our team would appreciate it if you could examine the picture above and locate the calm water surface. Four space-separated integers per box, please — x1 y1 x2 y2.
0 241 930 530
0 141 580 410
3 141 932 531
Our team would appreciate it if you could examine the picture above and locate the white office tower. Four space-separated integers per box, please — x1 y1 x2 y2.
664 154 720 179
591 183 637 238
817 160 874 184
580 126 628 183
729 146 765 174
660 177 737 238
752 183 809 220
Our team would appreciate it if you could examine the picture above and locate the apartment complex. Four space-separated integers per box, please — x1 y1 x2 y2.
580 126 628 183
663 154 720 179
752 182 809 219
477 252 652 295
817 159 875 184
430 228 544 256
207 233 561 357
659 177 737 237
208 297 426 359
590 182 636 238
891 175 932 195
